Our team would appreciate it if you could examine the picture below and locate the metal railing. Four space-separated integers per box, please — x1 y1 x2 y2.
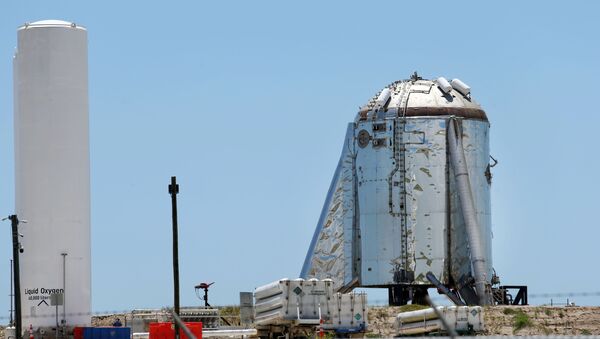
171 311 196 339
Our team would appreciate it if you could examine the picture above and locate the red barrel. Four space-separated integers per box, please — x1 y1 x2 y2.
149 322 202 339
74 327 85 339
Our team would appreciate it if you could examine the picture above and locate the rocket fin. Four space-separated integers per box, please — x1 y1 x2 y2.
300 123 357 290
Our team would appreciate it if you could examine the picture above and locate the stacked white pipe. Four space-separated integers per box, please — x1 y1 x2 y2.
14 20 91 330
395 306 484 335
254 278 367 330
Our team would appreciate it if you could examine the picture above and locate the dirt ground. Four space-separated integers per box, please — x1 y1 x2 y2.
483 305 600 336
2 305 600 337
368 306 417 337
367 305 600 336
91 314 124 327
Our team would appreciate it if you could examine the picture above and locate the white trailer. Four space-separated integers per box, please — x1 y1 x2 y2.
254 279 367 338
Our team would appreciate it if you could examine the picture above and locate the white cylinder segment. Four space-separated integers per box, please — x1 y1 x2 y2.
451 78 471 96
375 88 391 107
14 20 91 329
436 77 452 94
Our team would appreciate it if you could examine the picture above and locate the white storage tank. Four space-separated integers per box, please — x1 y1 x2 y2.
14 20 91 330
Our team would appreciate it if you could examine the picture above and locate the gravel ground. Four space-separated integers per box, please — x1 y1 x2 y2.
483 305 600 336
2 305 600 337
365 305 600 337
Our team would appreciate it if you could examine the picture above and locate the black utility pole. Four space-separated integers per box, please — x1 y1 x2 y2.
10 259 14 327
9 215 22 339
168 177 180 339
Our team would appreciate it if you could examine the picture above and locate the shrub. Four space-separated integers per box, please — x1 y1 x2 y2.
513 311 532 332
503 308 516 315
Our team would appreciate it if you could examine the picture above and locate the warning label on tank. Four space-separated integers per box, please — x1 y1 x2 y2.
24 288 64 301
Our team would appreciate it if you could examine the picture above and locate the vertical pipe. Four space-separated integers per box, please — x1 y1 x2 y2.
55 303 58 339
10 215 22 338
61 253 67 327
447 119 491 305
168 177 180 339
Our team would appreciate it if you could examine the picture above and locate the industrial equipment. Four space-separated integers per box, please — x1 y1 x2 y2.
253 278 367 338
194 283 215 308
395 306 484 335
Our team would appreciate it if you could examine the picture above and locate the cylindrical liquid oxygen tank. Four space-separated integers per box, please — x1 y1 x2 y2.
14 20 91 330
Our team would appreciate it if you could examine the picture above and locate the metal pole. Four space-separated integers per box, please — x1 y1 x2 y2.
168 176 180 339
10 215 22 339
61 252 67 329
10 259 14 327
426 296 457 339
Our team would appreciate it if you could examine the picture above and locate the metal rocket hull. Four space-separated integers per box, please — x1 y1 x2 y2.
301 76 494 303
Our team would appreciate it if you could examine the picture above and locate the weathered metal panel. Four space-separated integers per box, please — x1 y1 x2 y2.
404 118 448 283
355 120 403 286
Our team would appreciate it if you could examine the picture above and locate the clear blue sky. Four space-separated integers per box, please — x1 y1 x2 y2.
1 1 599 316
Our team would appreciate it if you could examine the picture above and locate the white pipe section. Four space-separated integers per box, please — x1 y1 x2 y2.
395 307 441 323
202 329 258 338
375 88 391 107
450 78 471 96
436 77 452 94
254 278 287 296
397 320 442 336
447 119 491 305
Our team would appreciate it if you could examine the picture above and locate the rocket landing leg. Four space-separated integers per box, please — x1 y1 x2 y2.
388 286 410 306
388 286 429 306
412 288 429 305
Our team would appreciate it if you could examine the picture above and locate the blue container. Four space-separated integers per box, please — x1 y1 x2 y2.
83 327 131 339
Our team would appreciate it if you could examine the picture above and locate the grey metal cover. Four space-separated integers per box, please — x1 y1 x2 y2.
239 292 254 325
